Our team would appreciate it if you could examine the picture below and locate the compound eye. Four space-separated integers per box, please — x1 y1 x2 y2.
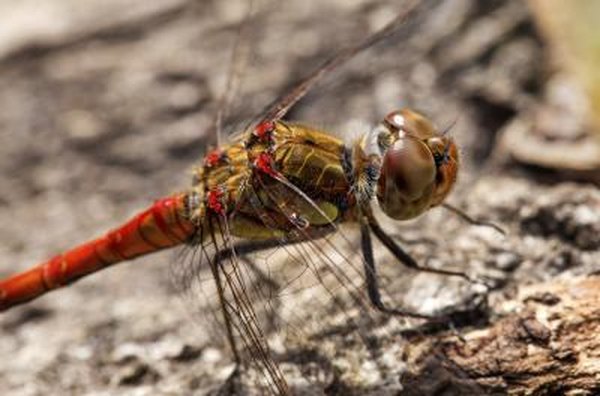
384 109 437 141
384 111 406 131
427 137 446 167
382 137 436 201
430 138 459 206
427 137 445 153
377 136 437 220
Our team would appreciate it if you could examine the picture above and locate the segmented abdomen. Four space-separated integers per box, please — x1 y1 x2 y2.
0 194 196 311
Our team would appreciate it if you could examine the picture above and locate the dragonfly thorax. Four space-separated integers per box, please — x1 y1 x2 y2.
363 108 459 221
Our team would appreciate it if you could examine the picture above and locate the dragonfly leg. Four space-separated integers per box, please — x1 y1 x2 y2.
360 222 431 319
367 216 473 283
441 203 506 236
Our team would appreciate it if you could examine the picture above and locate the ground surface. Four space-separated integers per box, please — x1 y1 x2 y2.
0 1 598 395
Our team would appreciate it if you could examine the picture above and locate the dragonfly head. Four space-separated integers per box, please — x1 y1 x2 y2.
375 108 458 220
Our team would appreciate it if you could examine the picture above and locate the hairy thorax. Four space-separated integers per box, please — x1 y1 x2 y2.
187 121 361 241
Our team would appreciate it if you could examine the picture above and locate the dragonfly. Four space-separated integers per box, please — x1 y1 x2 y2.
0 0 499 394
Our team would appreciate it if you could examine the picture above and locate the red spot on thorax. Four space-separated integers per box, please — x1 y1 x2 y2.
207 188 225 215
254 152 278 177
204 149 225 168
253 121 275 141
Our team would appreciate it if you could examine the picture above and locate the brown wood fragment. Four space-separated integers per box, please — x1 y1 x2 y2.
401 276 600 395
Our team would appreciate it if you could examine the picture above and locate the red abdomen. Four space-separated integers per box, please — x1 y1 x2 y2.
0 194 196 311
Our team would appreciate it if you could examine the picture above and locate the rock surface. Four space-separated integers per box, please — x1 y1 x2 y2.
0 1 598 395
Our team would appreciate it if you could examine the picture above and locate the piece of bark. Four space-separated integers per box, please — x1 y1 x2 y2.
400 275 600 395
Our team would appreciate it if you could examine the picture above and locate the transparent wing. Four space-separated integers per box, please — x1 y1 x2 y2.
253 0 425 126
222 0 432 142
171 0 490 393
171 216 289 394
213 0 256 147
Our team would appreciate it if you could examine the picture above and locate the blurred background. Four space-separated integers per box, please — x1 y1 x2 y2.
0 1 598 395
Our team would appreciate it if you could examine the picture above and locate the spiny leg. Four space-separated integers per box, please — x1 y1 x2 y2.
366 214 474 282
360 222 430 319
441 203 506 236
